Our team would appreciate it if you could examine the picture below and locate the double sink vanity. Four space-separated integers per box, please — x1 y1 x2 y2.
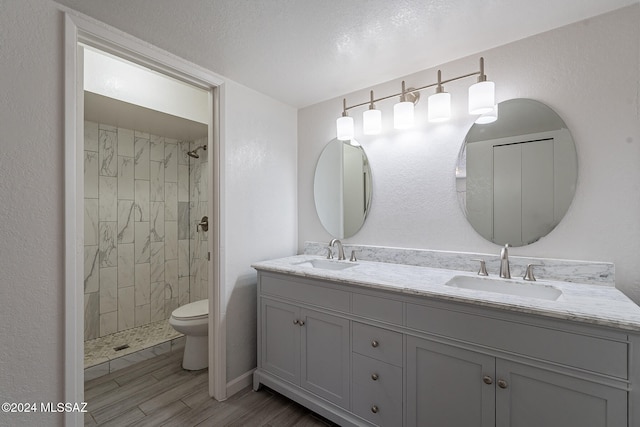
253 243 640 427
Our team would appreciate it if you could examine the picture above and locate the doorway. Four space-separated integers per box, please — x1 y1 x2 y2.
64 13 226 426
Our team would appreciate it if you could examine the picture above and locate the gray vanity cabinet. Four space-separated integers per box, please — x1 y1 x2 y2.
255 270 633 427
495 359 627 427
260 297 351 409
406 336 496 427
406 329 627 427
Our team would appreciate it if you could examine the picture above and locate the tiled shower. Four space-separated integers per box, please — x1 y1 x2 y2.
83 120 208 341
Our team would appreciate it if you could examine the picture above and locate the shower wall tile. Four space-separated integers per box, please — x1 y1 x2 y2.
164 221 178 260
99 176 118 221
150 242 164 283
118 156 134 200
164 259 178 300
117 200 135 244
84 292 99 340
164 142 178 183
118 127 134 157
85 121 205 340
84 199 99 246
178 277 190 306
177 202 190 240
100 311 118 337
150 135 165 161
84 121 99 152
150 282 165 323
84 151 99 199
117 243 134 288
150 161 165 201
135 263 150 307
135 304 150 327
134 136 150 180
164 183 178 221
98 222 117 268
150 202 165 242
99 123 117 132
134 222 150 264
134 180 149 221
99 267 117 313
84 246 99 293
118 286 135 331
178 141 190 165
178 164 189 202
178 240 190 278
99 129 117 177
164 298 179 319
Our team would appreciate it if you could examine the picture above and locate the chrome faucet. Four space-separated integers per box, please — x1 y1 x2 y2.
499 244 511 279
329 239 346 260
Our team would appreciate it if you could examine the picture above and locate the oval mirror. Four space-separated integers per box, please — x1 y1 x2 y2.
456 99 577 246
314 139 373 238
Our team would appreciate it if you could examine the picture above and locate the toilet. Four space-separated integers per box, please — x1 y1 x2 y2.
169 299 209 370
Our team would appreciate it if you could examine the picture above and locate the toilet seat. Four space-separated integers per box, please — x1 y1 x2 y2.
171 299 208 320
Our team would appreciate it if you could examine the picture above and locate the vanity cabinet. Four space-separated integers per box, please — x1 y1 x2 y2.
254 270 633 427
261 298 350 408
406 336 626 427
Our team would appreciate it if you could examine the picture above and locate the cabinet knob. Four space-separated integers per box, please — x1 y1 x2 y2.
483 375 493 385
293 319 299 325
497 379 508 389
371 405 379 414
371 340 379 348
298 320 305 326
371 373 379 381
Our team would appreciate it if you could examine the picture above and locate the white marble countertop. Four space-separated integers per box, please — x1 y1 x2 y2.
252 254 640 332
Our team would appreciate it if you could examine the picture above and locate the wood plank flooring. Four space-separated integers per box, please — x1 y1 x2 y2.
84 350 338 426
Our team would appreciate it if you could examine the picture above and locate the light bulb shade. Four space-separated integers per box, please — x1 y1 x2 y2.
336 115 354 141
428 91 451 122
362 108 382 135
394 101 414 129
475 103 498 124
468 80 495 114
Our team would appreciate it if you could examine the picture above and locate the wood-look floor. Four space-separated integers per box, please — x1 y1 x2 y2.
84 350 337 426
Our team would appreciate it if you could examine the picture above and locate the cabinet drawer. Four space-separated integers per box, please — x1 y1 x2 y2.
352 353 402 394
353 322 403 367
352 293 403 325
406 303 627 378
261 274 350 312
353 382 402 427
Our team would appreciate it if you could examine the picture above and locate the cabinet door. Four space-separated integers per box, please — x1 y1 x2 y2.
406 336 495 427
496 359 627 427
300 308 351 408
261 299 300 385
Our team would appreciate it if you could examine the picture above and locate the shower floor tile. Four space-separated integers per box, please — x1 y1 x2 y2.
84 319 182 369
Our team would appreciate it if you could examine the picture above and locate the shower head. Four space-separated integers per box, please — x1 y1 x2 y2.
187 145 207 159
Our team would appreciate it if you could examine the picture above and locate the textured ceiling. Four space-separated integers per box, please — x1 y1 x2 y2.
56 0 636 108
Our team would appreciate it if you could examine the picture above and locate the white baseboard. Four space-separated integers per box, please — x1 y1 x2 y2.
226 369 256 397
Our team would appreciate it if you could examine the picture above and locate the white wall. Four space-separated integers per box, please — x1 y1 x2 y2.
222 80 298 381
0 1 297 425
298 6 640 302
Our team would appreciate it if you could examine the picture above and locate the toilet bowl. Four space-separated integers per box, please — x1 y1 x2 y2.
169 299 208 370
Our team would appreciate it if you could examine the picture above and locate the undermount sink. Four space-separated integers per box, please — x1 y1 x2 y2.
294 259 357 271
445 275 562 301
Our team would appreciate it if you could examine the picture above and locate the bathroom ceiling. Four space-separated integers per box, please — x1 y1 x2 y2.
56 0 636 108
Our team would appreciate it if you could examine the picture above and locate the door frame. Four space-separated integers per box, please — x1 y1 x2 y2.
63 11 227 426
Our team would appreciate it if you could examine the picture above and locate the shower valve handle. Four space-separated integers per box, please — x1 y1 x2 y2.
197 216 209 232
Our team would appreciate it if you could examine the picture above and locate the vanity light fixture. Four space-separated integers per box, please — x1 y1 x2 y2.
393 81 415 129
362 91 382 135
336 98 355 141
336 57 495 137
428 70 451 122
